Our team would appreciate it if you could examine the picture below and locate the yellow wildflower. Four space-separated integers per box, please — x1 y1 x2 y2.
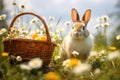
63 58 81 67
1 52 9 57
44 72 61 80
109 46 117 51
35 35 47 41
31 33 39 39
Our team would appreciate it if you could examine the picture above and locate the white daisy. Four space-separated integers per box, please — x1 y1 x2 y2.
73 63 91 75
28 58 43 69
0 14 6 20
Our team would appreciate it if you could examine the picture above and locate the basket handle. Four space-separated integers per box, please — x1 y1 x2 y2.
8 12 51 42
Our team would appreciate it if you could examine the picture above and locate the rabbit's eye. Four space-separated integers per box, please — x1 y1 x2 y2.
82 26 85 30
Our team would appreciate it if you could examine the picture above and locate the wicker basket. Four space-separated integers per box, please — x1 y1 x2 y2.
3 12 57 66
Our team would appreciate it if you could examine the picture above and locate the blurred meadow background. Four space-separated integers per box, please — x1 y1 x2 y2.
0 0 120 80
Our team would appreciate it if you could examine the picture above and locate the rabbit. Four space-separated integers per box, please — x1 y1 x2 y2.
59 8 93 62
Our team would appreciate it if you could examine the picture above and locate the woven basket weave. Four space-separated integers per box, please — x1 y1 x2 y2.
3 12 56 66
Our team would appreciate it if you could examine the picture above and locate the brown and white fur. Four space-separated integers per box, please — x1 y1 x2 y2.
59 8 93 62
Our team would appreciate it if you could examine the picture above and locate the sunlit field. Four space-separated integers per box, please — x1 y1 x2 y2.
0 0 120 80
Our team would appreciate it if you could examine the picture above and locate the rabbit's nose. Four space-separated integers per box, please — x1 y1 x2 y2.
74 32 79 37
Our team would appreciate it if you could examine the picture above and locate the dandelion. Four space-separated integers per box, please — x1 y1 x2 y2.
28 58 42 69
44 72 61 80
63 58 81 68
35 35 47 41
73 63 91 75
64 21 71 26
49 16 54 21
1 52 9 57
20 64 32 70
31 33 39 39
0 14 6 20
101 22 109 28
107 51 120 60
16 56 22 61
109 46 117 51
52 34 59 41
116 35 120 40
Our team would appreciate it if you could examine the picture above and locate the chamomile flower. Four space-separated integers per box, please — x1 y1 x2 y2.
56 27 64 33
64 21 71 26
12 1 16 5
28 58 42 69
16 56 22 61
20 3 25 9
101 22 109 28
96 17 102 22
116 35 120 40
107 51 120 60
49 32 55 37
102 15 109 22
94 68 101 74
52 34 59 41
20 64 32 70
30 18 38 24
0 14 6 20
49 16 54 21
94 24 100 29
0 28 7 35
73 63 91 75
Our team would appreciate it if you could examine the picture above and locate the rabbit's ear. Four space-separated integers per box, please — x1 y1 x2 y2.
71 8 80 22
82 9 91 24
